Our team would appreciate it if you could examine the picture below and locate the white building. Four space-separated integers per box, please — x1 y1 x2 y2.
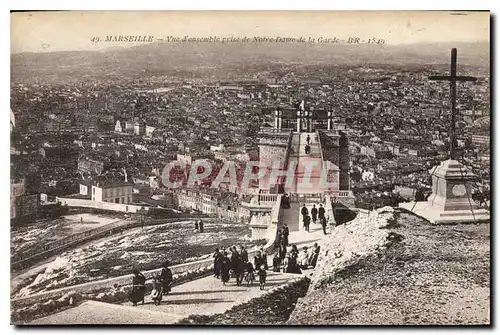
145 125 156 138
210 144 225 152
91 180 134 204
115 120 123 132
362 170 375 181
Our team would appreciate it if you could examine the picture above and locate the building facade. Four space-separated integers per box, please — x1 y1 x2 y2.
91 181 134 204
78 157 109 175
176 189 248 223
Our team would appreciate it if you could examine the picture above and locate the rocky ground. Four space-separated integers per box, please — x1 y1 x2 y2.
13 221 265 298
11 213 124 255
287 209 490 325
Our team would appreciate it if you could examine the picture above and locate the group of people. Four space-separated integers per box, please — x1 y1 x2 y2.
129 239 322 305
305 134 312 154
213 245 268 289
276 224 290 247
129 261 173 306
301 204 328 235
273 241 321 273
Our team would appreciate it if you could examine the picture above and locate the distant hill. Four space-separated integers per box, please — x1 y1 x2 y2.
11 41 489 83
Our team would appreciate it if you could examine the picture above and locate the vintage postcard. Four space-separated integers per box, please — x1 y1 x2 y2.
10 10 490 326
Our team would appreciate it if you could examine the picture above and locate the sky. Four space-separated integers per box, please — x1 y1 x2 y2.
10 11 490 54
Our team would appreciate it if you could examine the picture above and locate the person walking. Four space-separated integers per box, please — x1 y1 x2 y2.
213 248 223 279
240 245 249 264
220 252 231 286
160 261 173 296
321 217 328 235
306 134 311 145
301 204 309 223
272 253 281 272
129 269 147 306
318 203 325 221
199 220 204 233
275 228 283 248
311 204 318 223
278 242 287 266
260 248 269 270
258 265 267 290
282 224 290 247
253 250 264 271
290 245 299 260
304 215 311 232
230 246 243 286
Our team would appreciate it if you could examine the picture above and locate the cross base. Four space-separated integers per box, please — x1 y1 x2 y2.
399 159 489 224
399 201 489 224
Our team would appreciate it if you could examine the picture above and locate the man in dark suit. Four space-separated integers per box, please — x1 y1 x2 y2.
301 204 309 224
318 204 325 221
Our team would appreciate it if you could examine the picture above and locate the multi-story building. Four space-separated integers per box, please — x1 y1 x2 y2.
176 188 247 223
91 180 134 204
78 157 110 175
134 121 146 136
10 178 40 223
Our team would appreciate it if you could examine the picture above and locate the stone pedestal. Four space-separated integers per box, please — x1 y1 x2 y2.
399 159 489 224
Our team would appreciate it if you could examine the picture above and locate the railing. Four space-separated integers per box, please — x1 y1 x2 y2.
270 194 282 225
266 195 283 250
242 193 278 208
317 130 325 164
280 129 294 194
324 190 354 197
260 194 278 203
289 193 324 204
260 127 294 134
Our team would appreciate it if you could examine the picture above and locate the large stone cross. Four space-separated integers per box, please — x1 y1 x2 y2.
429 48 477 159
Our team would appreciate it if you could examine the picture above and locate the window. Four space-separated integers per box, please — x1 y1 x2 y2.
115 198 120 203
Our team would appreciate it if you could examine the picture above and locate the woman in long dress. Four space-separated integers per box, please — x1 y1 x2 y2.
160 261 173 295
129 269 147 306
278 243 287 265
220 252 231 285
213 248 223 279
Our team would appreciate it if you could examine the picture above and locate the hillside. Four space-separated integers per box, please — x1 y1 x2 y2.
288 209 490 325
11 41 489 84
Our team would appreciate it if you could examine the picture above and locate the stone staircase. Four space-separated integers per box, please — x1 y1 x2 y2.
293 133 324 194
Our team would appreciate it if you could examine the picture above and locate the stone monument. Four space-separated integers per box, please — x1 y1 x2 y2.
399 48 489 224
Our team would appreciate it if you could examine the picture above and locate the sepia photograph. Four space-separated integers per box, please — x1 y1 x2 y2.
9 10 491 326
